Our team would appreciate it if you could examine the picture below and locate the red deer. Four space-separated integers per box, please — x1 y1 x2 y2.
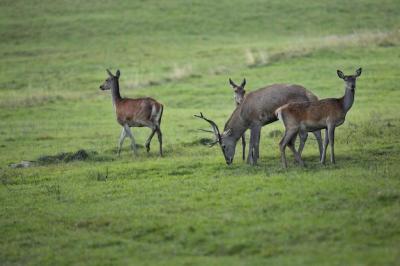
195 84 323 165
229 78 247 161
275 68 362 168
99 69 163 156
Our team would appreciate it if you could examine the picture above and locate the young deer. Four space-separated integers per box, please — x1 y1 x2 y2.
99 69 164 156
276 68 362 168
229 78 247 161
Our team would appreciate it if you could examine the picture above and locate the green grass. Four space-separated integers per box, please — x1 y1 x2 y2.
1 0 400 265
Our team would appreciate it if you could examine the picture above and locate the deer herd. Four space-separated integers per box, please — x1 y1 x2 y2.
100 67 362 168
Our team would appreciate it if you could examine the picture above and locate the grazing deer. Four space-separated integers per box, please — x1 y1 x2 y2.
275 68 362 168
195 84 323 165
229 78 247 161
99 69 163 156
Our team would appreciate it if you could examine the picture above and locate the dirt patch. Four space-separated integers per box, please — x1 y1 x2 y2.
9 149 112 168
37 149 93 164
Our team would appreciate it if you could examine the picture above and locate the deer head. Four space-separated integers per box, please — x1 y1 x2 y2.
337 68 362 91
100 69 121 90
229 78 246 105
195 112 237 165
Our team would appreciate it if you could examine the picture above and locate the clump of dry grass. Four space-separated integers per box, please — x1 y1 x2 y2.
167 64 193 81
245 30 400 68
115 30 400 90
125 64 196 89
245 49 269 67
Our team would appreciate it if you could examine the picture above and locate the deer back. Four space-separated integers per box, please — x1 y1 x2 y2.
223 84 319 140
279 98 345 127
115 97 162 126
239 84 319 125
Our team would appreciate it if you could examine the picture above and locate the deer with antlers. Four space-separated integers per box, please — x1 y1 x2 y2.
195 83 323 165
99 69 163 156
229 78 247 161
275 68 362 168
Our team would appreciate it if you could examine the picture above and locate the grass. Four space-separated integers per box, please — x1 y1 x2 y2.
1 0 400 265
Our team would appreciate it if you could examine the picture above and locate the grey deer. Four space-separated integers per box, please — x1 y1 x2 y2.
100 69 164 156
195 84 323 165
229 78 247 161
275 68 362 168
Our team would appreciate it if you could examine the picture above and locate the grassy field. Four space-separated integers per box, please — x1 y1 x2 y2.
1 0 400 265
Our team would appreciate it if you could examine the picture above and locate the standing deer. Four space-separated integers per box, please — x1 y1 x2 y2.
275 68 362 168
195 84 323 165
229 78 247 161
99 69 163 156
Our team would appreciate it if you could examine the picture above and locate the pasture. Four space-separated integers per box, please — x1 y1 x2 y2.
1 0 400 265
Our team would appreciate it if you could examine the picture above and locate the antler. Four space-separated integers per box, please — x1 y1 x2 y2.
194 112 222 145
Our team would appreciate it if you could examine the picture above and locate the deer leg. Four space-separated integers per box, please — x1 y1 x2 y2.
156 125 163 156
254 126 261 161
320 128 329 164
145 127 157 153
279 129 298 168
124 125 138 156
241 132 246 161
328 125 336 164
247 126 261 165
117 127 127 156
289 134 304 166
298 130 308 156
247 129 255 165
312 130 323 160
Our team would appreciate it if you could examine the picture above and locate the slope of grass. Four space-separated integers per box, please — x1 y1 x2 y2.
1 0 400 265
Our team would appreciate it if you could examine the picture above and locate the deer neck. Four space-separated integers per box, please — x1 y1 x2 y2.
111 79 122 105
224 107 248 141
341 87 355 114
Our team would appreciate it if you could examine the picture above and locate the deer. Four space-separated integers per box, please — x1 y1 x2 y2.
195 83 323 165
275 68 362 168
229 78 247 161
99 69 164 157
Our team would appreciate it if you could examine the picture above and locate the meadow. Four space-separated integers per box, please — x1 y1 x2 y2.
1 0 400 265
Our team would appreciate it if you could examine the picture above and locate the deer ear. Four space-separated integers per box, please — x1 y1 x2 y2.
337 70 345 79
116 69 121 78
355 68 362 77
106 69 113 77
229 78 237 88
240 78 246 88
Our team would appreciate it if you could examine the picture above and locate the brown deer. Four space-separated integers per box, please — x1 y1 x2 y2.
229 78 247 161
99 69 163 156
275 68 362 168
195 84 323 165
